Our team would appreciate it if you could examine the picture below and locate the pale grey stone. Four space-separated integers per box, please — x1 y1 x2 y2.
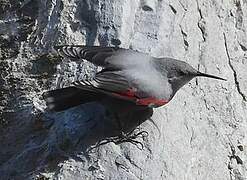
0 0 246 180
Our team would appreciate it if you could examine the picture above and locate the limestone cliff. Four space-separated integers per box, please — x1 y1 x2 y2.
0 0 246 179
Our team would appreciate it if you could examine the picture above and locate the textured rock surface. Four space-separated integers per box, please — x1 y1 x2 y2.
0 0 247 179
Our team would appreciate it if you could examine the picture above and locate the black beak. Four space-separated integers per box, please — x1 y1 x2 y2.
196 72 227 81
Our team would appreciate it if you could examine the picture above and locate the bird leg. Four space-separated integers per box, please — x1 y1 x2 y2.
115 130 149 149
87 128 149 152
87 108 150 152
113 111 149 149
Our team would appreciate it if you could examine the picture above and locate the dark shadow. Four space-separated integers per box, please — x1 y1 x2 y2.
0 96 153 179
76 99 154 151
44 97 154 154
75 0 98 46
38 98 154 177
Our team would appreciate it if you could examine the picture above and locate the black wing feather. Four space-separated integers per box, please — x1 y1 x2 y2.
54 45 121 67
73 70 130 94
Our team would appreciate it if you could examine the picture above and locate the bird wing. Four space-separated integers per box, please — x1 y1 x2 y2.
73 70 140 103
73 68 171 106
54 45 150 69
55 45 172 106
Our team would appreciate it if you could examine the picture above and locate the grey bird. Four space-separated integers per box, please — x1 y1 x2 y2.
43 45 226 112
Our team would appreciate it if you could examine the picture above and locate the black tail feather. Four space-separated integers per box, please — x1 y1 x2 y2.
43 87 103 112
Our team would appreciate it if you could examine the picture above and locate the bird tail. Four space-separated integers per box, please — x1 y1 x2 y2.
43 87 103 112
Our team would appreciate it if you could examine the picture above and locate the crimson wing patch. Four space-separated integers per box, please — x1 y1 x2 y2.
73 70 168 107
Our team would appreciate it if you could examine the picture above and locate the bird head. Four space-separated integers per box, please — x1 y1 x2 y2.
159 58 226 97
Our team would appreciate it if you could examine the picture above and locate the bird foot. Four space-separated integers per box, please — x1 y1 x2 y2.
87 130 149 152
116 130 149 149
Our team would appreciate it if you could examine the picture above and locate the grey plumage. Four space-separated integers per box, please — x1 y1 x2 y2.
43 45 226 111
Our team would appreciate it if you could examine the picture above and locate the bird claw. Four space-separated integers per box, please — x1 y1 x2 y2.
115 130 149 150
87 130 149 152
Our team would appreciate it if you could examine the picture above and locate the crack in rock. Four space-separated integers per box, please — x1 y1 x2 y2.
141 0 155 12
223 33 246 101
169 4 177 14
196 0 206 42
179 25 189 51
178 0 187 11
195 0 207 72
234 0 243 30
227 144 245 180
239 43 247 51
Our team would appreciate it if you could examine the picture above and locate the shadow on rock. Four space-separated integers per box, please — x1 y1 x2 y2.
1 98 153 179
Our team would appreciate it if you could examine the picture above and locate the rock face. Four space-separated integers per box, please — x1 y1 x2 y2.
0 0 247 179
